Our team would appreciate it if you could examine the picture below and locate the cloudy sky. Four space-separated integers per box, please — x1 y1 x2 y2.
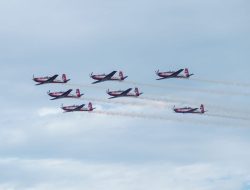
0 0 250 189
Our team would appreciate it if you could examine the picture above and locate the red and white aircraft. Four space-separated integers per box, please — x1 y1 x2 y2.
156 68 193 80
61 102 95 112
90 71 128 84
173 104 206 114
48 89 83 100
107 87 143 99
33 74 70 85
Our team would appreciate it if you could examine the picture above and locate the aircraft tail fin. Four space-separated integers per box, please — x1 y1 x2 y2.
135 87 142 96
184 68 189 77
119 71 127 80
76 89 82 97
184 68 193 77
119 71 124 79
62 74 67 82
200 104 205 113
88 102 94 111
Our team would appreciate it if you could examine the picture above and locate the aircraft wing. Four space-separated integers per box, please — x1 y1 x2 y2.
156 69 184 80
104 71 117 80
92 71 117 84
36 82 45 85
108 88 132 99
170 69 184 77
61 89 72 97
50 89 73 100
92 80 104 84
120 88 132 96
37 74 59 85
188 108 198 113
156 77 168 80
108 96 118 99
72 104 85 111
46 74 59 83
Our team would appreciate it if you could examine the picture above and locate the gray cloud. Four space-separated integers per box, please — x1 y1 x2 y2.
0 158 248 190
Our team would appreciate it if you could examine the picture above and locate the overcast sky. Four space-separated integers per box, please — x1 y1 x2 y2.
0 0 250 190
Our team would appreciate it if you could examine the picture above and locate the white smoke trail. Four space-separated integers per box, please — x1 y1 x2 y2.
82 96 250 120
63 81 250 117
125 81 250 97
80 97 169 108
189 78 250 87
143 95 250 117
63 83 107 90
63 83 250 118
138 96 180 106
65 80 250 97
206 106 250 118
92 110 249 127
81 97 145 106
75 92 250 118
93 110 205 125
206 113 250 122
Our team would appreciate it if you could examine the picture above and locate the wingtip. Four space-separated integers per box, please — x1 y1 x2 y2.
92 81 99 84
